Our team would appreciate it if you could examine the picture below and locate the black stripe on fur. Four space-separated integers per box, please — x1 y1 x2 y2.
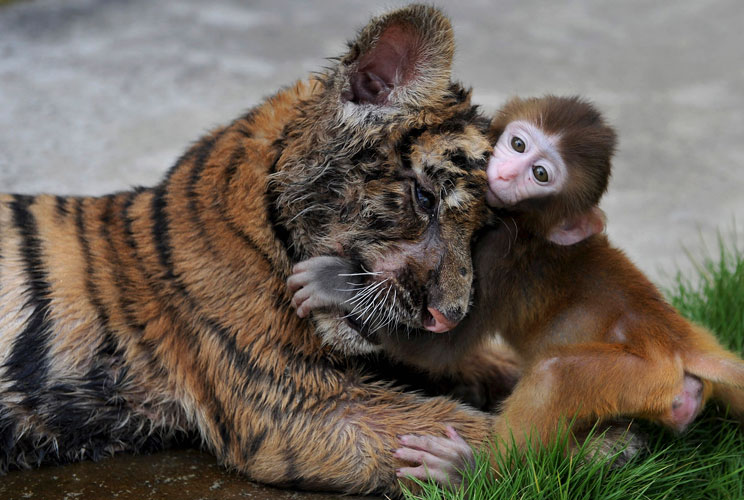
4 195 54 399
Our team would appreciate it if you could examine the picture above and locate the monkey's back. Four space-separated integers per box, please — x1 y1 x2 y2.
475 229 698 361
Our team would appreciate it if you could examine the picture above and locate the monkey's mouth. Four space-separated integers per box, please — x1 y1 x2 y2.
485 186 507 208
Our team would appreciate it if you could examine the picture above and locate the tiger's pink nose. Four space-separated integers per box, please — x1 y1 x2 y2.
424 307 459 333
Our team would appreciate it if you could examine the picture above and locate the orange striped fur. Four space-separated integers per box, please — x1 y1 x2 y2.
0 5 521 495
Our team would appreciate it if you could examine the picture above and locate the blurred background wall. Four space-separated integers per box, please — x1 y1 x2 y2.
1 0 743 283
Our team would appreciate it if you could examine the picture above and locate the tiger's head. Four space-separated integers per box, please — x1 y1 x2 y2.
271 5 491 355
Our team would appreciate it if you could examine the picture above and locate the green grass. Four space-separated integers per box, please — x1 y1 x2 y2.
405 233 744 500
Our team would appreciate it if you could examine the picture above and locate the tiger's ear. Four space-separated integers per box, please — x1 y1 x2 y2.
341 5 454 107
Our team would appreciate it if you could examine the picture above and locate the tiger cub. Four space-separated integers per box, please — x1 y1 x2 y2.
0 5 518 496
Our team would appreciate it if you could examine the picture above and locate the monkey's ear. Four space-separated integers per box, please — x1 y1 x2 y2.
546 206 606 246
340 5 454 107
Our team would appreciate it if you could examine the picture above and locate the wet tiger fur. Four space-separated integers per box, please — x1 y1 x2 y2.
0 5 520 495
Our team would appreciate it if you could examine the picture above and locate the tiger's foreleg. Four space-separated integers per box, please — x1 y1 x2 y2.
215 382 497 497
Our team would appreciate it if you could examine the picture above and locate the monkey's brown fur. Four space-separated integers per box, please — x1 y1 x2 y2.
0 6 522 496
464 96 744 452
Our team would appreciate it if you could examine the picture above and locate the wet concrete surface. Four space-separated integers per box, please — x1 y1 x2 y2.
0 448 373 500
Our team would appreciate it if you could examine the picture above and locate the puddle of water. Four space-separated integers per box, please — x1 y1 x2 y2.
0 448 376 500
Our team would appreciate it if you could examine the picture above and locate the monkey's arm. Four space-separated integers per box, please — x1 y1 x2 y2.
287 256 363 317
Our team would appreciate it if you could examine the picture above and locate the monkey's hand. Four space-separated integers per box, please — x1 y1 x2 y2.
287 256 363 318
395 426 475 490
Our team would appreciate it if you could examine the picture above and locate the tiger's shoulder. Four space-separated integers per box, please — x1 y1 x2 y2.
0 77 331 470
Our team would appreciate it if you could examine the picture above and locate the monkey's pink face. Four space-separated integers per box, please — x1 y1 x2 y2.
486 120 567 208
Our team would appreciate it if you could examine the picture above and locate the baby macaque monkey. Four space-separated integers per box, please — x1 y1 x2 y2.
288 96 744 485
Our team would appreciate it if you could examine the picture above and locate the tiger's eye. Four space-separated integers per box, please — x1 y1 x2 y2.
511 136 525 153
415 184 436 213
532 165 549 183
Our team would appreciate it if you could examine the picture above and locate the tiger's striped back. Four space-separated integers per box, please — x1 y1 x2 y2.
0 192 186 466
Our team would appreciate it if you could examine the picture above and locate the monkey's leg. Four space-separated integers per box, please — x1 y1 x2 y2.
491 343 684 452
371 340 522 411
680 324 744 424
395 344 670 486
713 384 744 424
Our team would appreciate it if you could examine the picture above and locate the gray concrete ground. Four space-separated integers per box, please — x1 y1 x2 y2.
1 0 743 498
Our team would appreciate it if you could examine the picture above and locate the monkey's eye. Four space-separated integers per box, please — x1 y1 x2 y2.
511 136 525 153
414 183 436 214
532 165 549 183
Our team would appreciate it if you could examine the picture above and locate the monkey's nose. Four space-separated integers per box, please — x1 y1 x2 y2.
496 164 521 181
423 307 459 333
488 156 521 182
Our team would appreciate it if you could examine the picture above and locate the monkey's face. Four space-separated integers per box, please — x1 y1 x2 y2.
486 120 567 209
486 95 616 228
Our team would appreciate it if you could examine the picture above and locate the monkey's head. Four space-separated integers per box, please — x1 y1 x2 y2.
271 5 492 354
486 96 617 243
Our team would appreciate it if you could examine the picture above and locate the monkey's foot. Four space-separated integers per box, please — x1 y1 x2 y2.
667 374 703 432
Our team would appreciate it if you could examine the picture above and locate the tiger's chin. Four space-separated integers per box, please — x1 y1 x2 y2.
313 311 384 356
